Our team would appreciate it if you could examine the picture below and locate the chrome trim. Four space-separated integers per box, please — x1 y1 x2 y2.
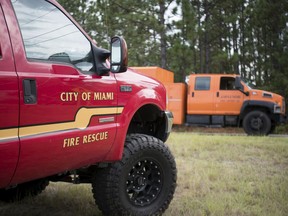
99 117 115 123
165 111 174 134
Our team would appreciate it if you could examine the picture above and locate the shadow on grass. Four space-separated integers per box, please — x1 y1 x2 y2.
0 183 102 216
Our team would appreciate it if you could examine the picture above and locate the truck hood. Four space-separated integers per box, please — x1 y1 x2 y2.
248 89 283 103
248 89 285 114
114 67 167 110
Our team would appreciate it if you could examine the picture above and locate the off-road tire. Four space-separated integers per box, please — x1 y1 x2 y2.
243 110 271 135
92 134 177 216
0 179 49 202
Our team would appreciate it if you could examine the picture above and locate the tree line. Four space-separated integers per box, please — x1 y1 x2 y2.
58 0 288 101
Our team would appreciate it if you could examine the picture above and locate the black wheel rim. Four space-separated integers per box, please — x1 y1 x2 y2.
250 116 264 130
126 159 162 207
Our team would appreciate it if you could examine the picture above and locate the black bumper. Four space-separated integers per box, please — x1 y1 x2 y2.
275 114 287 124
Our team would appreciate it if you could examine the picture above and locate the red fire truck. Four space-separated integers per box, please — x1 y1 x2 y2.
0 0 176 215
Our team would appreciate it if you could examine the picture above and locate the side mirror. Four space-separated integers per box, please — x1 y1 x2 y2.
235 76 243 90
235 76 249 96
110 36 128 73
92 45 111 76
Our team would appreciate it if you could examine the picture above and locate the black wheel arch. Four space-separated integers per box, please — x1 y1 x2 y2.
127 104 170 142
240 100 275 125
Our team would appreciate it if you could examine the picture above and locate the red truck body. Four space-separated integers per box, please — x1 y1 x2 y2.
0 1 176 214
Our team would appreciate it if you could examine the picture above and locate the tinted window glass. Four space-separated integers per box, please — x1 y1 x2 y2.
195 77 210 90
220 77 236 90
12 0 93 72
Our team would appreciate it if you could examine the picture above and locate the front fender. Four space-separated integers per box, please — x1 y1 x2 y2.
104 85 167 162
240 100 275 121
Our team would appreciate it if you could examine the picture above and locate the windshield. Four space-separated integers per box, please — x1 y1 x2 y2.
241 77 255 89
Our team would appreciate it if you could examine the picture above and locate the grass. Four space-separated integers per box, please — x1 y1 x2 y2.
0 132 287 216
166 133 288 216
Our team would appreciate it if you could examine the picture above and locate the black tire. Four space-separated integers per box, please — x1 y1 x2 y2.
243 110 271 135
0 179 49 202
92 134 177 216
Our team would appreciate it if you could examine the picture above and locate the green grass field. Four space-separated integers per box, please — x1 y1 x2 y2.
166 133 288 216
0 132 287 216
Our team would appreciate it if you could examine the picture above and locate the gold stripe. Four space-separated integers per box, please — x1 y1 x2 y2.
0 128 18 141
19 107 124 137
0 107 124 141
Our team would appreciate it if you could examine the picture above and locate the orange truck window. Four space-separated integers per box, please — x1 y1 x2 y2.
195 77 210 90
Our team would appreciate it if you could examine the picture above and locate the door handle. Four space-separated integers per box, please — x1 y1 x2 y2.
23 79 37 104
216 92 219 97
192 92 194 97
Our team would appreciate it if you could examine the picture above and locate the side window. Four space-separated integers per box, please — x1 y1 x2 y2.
12 0 93 72
220 77 236 90
195 77 210 90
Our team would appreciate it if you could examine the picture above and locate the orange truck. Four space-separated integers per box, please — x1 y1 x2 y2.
131 67 287 135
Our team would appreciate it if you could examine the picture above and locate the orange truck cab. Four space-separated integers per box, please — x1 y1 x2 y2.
186 74 286 135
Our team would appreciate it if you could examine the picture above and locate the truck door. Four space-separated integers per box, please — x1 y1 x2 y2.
0 4 19 188
8 0 119 184
187 75 215 114
215 76 244 115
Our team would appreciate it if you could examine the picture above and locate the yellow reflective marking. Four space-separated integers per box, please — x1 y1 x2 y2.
0 107 124 141
0 128 18 141
19 107 124 137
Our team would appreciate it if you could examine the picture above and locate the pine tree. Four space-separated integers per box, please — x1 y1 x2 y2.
57 0 288 103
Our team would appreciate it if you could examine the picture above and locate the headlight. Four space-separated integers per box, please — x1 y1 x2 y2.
274 104 281 113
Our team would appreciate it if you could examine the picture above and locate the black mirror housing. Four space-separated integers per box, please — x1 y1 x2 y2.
91 36 128 75
110 36 128 73
235 76 243 90
92 45 110 76
235 76 249 96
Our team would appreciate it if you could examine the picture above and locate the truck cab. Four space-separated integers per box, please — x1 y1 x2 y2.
186 74 286 135
0 0 176 215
